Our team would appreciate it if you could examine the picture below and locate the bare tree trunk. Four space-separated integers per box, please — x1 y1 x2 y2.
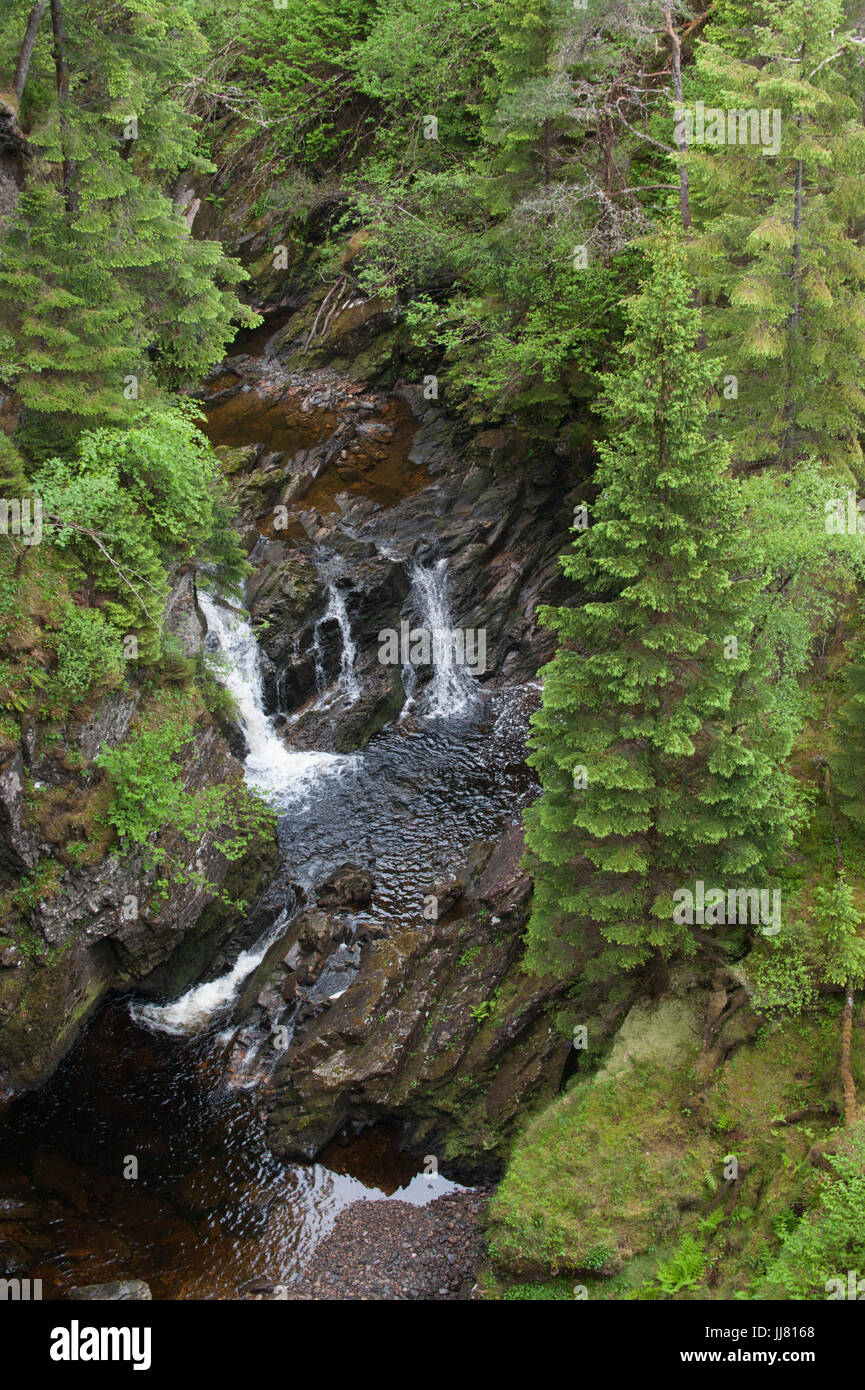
663 6 706 347
542 117 551 191
603 114 614 198
780 144 803 470
13 0 47 101
841 983 857 1127
49 0 76 213
663 6 691 232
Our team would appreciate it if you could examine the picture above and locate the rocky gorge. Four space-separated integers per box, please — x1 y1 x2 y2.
0 218 584 1297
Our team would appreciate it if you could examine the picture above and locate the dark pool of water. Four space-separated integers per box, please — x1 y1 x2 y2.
0 1000 466 1300
278 687 537 919
0 692 534 1299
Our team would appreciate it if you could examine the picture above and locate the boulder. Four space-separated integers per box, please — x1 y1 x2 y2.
316 864 374 909
66 1280 152 1301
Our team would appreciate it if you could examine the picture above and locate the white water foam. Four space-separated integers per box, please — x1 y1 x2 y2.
130 592 359 1039
407 558 478 719
310 560 360 709
197 591 354 806
131 913 288 1036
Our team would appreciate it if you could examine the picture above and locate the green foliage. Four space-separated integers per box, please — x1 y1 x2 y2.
813 878 865 990
340 0 649 437
762 1121 865 1298
831 640 865 831
740 464 865 719
749 871 865 1014
33 407 248 657
0 0 257 434
687 0 865 474
98 703 277 903
500 1278 576 1301
750 926 818 1017
654 1234 706 1295
47 603 123 706
98 719 193 847
523 234 796 980
200 0 373 167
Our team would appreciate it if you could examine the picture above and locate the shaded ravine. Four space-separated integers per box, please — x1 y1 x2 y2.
0 514 536 1301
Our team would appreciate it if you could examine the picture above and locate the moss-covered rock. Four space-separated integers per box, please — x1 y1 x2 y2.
486 970 863 1300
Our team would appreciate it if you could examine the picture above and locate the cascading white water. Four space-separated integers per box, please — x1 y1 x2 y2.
197 591 352 805
311 561 360 708
407 558 478 718
398 657 417 722
132 594 358 1038
130 911 289 1036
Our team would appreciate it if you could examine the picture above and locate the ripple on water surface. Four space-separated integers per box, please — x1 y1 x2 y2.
0 690 534 1299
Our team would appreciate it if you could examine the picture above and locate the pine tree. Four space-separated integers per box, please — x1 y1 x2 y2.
480 0 574 215
0 0 256 446
685 0 865 475
523 233 795 983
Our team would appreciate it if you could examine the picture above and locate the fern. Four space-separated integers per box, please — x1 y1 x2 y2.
655 1235 706 1295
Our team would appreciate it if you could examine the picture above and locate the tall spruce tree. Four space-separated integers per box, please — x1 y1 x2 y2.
523 233 795 983
480 0 573 215
685 0 865 476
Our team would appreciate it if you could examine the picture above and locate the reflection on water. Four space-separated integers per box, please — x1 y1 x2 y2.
0 690 533 1300
0 1003 463 1301
277 688 536 921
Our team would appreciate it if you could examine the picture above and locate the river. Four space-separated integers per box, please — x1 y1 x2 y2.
0 343 538 1299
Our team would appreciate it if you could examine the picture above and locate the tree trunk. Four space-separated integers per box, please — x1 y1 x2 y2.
663 6 691 232
841 982 857 1127
49 0 76 213
603 114 614 198
13 0 48 101
647 947 670 999
824 762 857 1126
780 147 803 470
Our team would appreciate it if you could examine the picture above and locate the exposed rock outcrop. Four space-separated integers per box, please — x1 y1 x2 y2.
0 568 279 1097
260 824 570 1164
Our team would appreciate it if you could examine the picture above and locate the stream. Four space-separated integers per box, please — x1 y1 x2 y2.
0 349 538 1299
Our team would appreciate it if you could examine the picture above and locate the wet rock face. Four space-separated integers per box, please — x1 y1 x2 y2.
316 863 374 908
162 570 206 659
185 326 576 1157
65 1280 152 1301
0 712 278 1096
0 567 280 1096
204 353 569 755
262 824 570 1164
0 752 41 887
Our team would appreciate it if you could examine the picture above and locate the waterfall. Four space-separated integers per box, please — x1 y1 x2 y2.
197 591 353 806
311 559 360 708
407 557 479 719
130 912 289 1036
398 657 417 722
132 594 357 1037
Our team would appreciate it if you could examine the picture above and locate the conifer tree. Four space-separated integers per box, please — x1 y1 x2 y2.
0 0 256 446
480 0 573 214
686 0 865 475
523 233 795 983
